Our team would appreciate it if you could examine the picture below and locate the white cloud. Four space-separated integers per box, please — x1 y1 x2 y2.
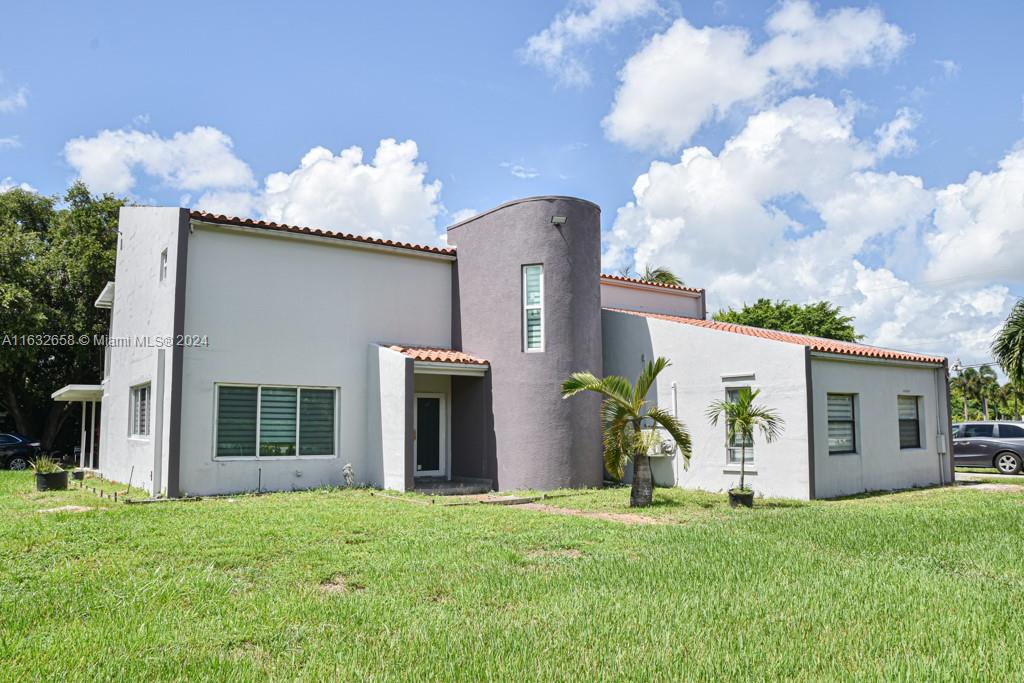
0 177 35 192
522 0 661 87
500 161 540 179
65 126 255 194
605 96 1017 363
0 86 27 113
448 208 478 224
934 59 960 78
875 107 919 158
603 0 908 151
0 135 20 148
198 138 444 246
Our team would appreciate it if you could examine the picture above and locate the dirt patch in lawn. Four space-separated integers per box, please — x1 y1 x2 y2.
319 574 366 594
38 505 94 514
968 483 1024 492
518 502 669 525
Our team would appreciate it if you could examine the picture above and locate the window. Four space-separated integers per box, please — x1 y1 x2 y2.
130 384 151 437
962 424 994 438
0 434 18 445
159 248 168 281
725 387 754 464
898 395 921 449
999 423 1024 438
827 394 856 454
215 384 337 458
522 264 543 352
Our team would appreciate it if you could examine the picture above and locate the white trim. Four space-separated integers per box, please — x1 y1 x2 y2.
522 264 544 353
191 220 456 262
413 392 447 477
598 276 703 298
413 360 488 376
721 373 756 382
211 382 340 460
810 352 944 369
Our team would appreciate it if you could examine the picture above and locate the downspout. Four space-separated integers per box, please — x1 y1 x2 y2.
938 360 953 485
804 348 816 500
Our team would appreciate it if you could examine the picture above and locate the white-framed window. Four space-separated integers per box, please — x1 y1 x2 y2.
827 394 856 454
214 384 337 459
130 384 151 437
725 387 754 464
898 395 922 449
522 264 544 352
159 248 168 281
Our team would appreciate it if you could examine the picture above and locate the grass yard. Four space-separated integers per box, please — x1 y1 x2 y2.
2 473 1023 681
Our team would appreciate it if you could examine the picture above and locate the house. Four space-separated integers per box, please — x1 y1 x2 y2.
53 195 953 500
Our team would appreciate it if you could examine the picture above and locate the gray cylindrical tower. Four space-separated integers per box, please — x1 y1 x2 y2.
448 196 603 490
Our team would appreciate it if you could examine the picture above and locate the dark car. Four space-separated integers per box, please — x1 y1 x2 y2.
953 421 1024 474
0 432 43 471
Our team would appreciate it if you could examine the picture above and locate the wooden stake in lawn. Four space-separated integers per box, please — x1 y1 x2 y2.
561 357 692 508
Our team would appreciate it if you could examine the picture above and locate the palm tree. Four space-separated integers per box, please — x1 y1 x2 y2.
953 367 982 420
706 388 784 493
979 365 999 420
993 299 1024 386
640 265 684 287
561 357 692 508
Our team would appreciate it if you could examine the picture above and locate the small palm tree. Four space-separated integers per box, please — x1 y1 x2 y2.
640 265 684 287
562 357 692 508
706 388 784 493
994 299 1024 386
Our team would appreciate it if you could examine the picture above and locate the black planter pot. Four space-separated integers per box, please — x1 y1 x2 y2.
35 471 69 492
71 470 85 481
728 490 754 508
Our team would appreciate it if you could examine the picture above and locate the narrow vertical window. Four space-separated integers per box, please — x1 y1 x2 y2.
216 386 258 457
523 264 543 352
159 248 168 281
130 384 151 437
898 395 921 449
259 387 297 456
725 387 754 464
827 394 856 454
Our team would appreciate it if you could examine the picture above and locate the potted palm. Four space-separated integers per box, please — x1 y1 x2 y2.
706 388 784 508
31 456 69 491
562 357 692 507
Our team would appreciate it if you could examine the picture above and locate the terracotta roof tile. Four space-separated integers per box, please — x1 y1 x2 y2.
189 211 456 257
389 346 489 366
606 308 945 365
600 273 704 295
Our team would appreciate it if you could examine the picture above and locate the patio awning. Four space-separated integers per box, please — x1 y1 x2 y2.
51 384 104 402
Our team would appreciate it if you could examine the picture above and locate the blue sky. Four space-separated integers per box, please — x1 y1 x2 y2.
2 1 1023 363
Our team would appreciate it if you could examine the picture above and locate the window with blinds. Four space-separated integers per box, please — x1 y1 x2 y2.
827 394 856 454
725 387 754 464
522 264 544 352
215 385 336 458
898 395 921 449
130 384 151 437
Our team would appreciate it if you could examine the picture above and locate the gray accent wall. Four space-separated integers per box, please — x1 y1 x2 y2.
447 196 603 490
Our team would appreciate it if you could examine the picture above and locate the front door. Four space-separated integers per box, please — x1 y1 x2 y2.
414 394 445 476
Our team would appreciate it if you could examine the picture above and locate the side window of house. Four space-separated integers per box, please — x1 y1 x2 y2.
159 248 168 282
215 385 337 458
130 384 151 437
827 394 856 454
522 264 543 352
897 395 922 449
725 387 754 464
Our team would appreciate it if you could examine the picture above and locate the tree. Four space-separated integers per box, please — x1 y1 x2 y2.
639 265 684 287
993 299 1024 386
714 299 861 342
0 183 124 447
706 388 784 493
561 357 692 508
978 366 1000 420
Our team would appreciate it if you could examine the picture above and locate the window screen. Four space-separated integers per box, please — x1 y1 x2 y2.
898 395 921 449
827 394 856 454
523 265 543 351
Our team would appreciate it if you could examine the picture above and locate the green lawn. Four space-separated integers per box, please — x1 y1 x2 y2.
2 473 1023 681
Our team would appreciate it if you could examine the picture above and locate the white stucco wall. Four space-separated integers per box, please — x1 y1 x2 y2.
602 310 812 499
811 357 950 499
101 207 183 494
600 281 703 318
176 223 452 496
368 345 411 491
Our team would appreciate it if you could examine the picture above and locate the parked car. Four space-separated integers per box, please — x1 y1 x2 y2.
953 421 1024 474
0 432 43 471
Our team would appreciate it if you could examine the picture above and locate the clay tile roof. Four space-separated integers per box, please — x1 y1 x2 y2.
606 308 946 365
389 346 489 366
599 273 704 295
189 211 456 257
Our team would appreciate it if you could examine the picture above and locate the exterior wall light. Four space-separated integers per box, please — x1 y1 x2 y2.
551 216 567 226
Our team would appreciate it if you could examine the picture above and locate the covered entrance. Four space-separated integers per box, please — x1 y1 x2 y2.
51 384 104 470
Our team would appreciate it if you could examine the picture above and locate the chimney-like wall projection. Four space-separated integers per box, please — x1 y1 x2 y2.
448 196 604 490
